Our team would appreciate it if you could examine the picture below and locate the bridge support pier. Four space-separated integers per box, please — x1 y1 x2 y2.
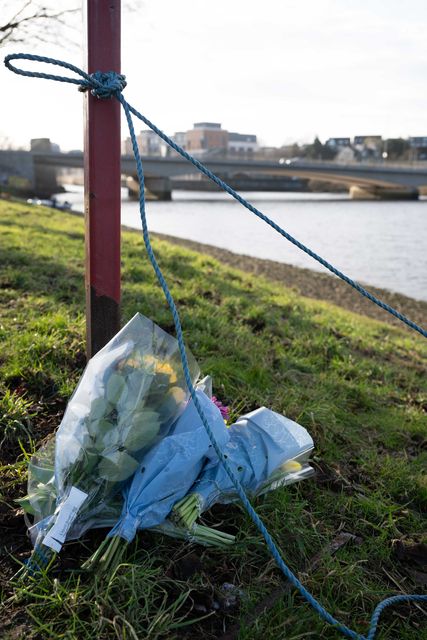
349 185 419 200
31 138 60 198
127 176 172 201
145 177 172 200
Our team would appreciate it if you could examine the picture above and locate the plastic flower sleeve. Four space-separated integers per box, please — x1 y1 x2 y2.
19 379 215 545
31 312 199 554
107 389 230 542
187 407 314 513
16 437 57 522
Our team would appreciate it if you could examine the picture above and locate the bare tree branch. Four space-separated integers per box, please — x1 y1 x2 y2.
0 1 79 48
1 0 143 48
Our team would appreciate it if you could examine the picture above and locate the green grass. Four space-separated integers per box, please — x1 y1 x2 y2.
0 200 426 639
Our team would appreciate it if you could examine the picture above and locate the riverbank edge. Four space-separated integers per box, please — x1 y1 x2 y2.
12 198 426 332
150 232 427 332
48 193 426 330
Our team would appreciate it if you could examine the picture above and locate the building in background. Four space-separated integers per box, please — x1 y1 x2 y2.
185 122 229 155
353 135 382 159
122 123 258 159
184 123 258 157
121 137 133 155
121 130 164 156
227 132 258 156
138 130 162 156
325 137 351 148
172 132 187 150
353 135 382 146
409 136 427 160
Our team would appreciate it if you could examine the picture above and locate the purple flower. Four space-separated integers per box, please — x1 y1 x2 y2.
211 396 230 422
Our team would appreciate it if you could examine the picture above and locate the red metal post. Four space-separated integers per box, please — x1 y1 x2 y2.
84 0 121 358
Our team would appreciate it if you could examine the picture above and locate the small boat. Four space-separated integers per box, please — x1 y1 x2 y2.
26 198 72 211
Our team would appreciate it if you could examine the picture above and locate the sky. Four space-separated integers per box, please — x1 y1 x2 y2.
1 0 427 151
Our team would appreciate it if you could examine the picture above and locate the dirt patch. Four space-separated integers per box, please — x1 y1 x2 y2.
394 540 427 569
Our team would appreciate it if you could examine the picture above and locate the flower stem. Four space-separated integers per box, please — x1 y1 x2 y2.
191 524 235 547
97 535 128 574
82 536 112 571
153 520 235 548
173 493 201 528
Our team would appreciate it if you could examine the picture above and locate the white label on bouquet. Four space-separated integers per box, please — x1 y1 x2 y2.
42 487 88 553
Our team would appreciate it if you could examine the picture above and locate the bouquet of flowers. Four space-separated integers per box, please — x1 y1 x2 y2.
17 314 316 575
84 386 232 572
18 385 234 571
174 407 314 535
21 313 199 573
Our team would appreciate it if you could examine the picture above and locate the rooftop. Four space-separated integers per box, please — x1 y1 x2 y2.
193 122 222 130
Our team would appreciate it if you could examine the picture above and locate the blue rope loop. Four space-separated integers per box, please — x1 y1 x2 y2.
4 53 126 99
4 53 426 639
79 70 127 99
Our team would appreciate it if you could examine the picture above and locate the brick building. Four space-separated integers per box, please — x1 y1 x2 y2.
185 122 229 154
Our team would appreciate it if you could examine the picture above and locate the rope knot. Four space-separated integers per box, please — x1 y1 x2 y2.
82 70 127 99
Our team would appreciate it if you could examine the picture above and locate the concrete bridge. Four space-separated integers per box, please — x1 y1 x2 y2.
2 144 427 200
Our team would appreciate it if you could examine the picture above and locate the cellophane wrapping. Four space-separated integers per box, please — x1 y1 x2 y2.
189 407 315 512
27 313 199 552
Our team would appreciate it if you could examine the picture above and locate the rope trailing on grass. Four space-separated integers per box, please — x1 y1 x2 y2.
5 53 426 640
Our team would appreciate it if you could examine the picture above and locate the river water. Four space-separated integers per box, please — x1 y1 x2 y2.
55 186 427 302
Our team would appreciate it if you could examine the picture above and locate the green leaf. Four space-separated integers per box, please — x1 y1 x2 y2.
82 449 100 474
89 397 113 420
98 450 139 482
122 410 161 452
15 494 37 515
123 370 154 411
105 373 126 404
90 419 119 451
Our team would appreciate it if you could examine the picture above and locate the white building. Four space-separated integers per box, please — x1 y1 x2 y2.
325 137 351 148
227 132 258 155
138 130 161 156
121 130 162 156
172 132 187 150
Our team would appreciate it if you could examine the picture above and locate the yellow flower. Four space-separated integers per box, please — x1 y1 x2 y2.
142 354 157 369
280 460 302 473
155 361 178 383
117 352 143 371
142 355 178 383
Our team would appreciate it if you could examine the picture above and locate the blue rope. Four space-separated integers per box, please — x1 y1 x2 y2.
5 53 426 639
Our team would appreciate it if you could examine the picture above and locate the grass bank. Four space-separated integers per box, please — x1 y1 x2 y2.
153 233 427 331
0 200 426 640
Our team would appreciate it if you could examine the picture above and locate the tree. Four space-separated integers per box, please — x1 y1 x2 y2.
384 138 410 161
303 137 337 161
0 1 79 48
1 1 141 49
